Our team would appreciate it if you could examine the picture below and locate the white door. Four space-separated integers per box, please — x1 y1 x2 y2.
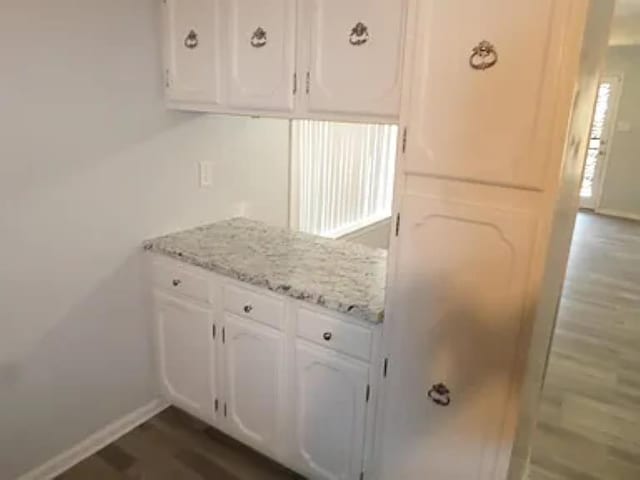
225 0 296 111
580 76 622 209
378 195 538 480
403 0 565 188
302 0 406 119
223 313 284 456
163 0 222 104
155 293 217 423
294 341 369 480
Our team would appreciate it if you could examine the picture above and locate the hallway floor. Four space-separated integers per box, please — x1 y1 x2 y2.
529 213 640 480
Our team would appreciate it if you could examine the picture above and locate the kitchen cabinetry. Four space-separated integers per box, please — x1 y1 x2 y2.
402 0 565 189
154 293 217 423
163 0 222 105
162 0 406 122
375 0 606 479
294 341 369 480
223 313 284 457
301 0 405 119
149 255 381 480
225 0 296 111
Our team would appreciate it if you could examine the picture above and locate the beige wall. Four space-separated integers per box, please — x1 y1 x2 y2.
599 45 640 218
0 1 289 478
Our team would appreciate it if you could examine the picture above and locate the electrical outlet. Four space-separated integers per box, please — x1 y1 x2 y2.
199 161 213 187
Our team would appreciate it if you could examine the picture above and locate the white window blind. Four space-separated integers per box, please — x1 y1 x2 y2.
291 120 398 238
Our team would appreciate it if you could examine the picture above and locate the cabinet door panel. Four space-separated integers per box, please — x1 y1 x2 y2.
164 0 221 104
224 314 283 455
156 294 216 423
404 0 564 188
295 342 369 480
379 194 537 480
226 0 296 111
306 0 405 118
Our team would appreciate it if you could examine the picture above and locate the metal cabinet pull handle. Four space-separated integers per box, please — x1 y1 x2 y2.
349 22 369 46
250 27 267 48
428 383 451 406
469 40 498 70
172 279 182 287
243 304 253 314
184 29 199 49
323 332 332 341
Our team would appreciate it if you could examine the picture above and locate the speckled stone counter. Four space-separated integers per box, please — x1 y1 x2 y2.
144 218 387 323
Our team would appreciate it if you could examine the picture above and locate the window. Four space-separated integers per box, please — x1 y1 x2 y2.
291 120 398 238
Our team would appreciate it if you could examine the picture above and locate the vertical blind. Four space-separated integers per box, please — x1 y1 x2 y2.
292 120 398 238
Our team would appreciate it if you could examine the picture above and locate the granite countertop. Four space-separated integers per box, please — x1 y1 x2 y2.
144 218 387 324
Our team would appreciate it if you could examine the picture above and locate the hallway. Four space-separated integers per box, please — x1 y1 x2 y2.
529 213 640 479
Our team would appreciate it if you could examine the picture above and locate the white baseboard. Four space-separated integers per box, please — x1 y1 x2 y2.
595 208 640 222
17 398 169 480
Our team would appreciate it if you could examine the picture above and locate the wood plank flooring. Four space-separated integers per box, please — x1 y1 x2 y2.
529 213 640 480
56 407 304 480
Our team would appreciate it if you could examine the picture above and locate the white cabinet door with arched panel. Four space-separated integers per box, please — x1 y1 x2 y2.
303 0 406 119
155 293 217 424
163 0 222 105
223 313 284 457
403 0 570 188
294 341 369 480
378 194 538 480
225 0 296 111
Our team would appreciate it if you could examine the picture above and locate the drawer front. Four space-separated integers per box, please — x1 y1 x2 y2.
297 308 373 361
151 260 210 303
223 284 284 330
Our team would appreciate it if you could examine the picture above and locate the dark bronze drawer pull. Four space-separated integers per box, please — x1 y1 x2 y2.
323 332 332 341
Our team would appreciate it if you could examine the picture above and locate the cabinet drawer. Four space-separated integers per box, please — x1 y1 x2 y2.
223 284 284 330
151 260 209 303
297 308 373 361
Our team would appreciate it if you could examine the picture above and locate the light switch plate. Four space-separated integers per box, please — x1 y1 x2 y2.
199 161 213 187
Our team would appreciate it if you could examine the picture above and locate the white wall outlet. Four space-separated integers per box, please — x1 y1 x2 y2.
199 161 213 187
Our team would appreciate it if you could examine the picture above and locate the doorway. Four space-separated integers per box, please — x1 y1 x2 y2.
579 75 623 210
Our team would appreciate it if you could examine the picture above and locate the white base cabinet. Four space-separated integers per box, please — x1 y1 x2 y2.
223 313 285 458
155 293 217 424
294 341 370 480
149 255 381 480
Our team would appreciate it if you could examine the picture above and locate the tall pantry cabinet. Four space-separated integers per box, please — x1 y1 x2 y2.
375 1 613 479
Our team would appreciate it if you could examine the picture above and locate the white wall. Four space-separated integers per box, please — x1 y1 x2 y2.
0 1 289 478
599 45 640 219
340 219 392 250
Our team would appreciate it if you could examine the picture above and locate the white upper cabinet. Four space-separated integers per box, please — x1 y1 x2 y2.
163 0 222 105
224 0 296 111
162 0 407 120
403 0 565 189
379 194 538 480
294 341 369 480
223 313 284 457
302 0 406 119
155 293 217 423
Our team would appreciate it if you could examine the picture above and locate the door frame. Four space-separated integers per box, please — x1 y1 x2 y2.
582 73 624 210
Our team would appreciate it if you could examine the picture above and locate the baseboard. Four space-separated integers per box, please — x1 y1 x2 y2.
595 208 640 222
17 398 169 480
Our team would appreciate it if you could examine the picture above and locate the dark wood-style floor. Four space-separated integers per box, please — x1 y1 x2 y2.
529 213 640 480
56 407 304 480
57 213 639 480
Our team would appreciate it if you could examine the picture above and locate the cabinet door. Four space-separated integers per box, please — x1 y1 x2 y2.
378 194 537 480
163 0 221 104
304 0 405 118
225 0 296 111
294 341 369 480
404 0 565 188
155 294 217 423
223 313 284 456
